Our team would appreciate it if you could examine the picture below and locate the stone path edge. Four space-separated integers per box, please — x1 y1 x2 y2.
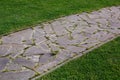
33 35 120 80
0 6 116 38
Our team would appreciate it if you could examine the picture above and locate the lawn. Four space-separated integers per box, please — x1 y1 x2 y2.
0 1 120 80
37 37 120 80
0 0 120 37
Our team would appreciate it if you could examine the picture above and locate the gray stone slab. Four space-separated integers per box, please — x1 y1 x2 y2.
66 46 86 54
24 46 50 56
51 21 68 36
43 23 54 34
1 29 33 44
6 62 22 71
13 57 35 69
0 58 9 71
0 71 34 80
0 44 11 57
39 54 53 65
8 44 26 58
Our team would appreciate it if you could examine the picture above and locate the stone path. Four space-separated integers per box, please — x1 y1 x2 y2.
0 6 120 80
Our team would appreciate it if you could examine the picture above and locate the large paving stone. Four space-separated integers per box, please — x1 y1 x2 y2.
24 46 50 56
1 29 33 44
0 71 34 80
6 62 22 71
13 57 36 69
8 44 26 58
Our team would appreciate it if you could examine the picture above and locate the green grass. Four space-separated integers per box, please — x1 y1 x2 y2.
0 0 120 37
37 37 120 80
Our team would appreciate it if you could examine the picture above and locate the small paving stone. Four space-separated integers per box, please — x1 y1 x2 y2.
0 58 9 71
39 53 53 65
0 6 120 80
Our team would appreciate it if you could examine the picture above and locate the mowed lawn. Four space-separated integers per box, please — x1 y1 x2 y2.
0 0 120 80
37 37 120 80
0 0 120 36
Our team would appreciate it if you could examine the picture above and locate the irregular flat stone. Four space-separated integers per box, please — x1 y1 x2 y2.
1 29 33 44
43 23 54 34
6 62 22 71
39 42 50 52
0 44 11 57
0 71 34 80
51 21 68 36
0 58 9 71
13 57 35 69
24 46 50 56
8 44 26 58
39 53 53 65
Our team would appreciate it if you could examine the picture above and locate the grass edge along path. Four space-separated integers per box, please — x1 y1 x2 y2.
0 0 120 37
36 37 120 80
